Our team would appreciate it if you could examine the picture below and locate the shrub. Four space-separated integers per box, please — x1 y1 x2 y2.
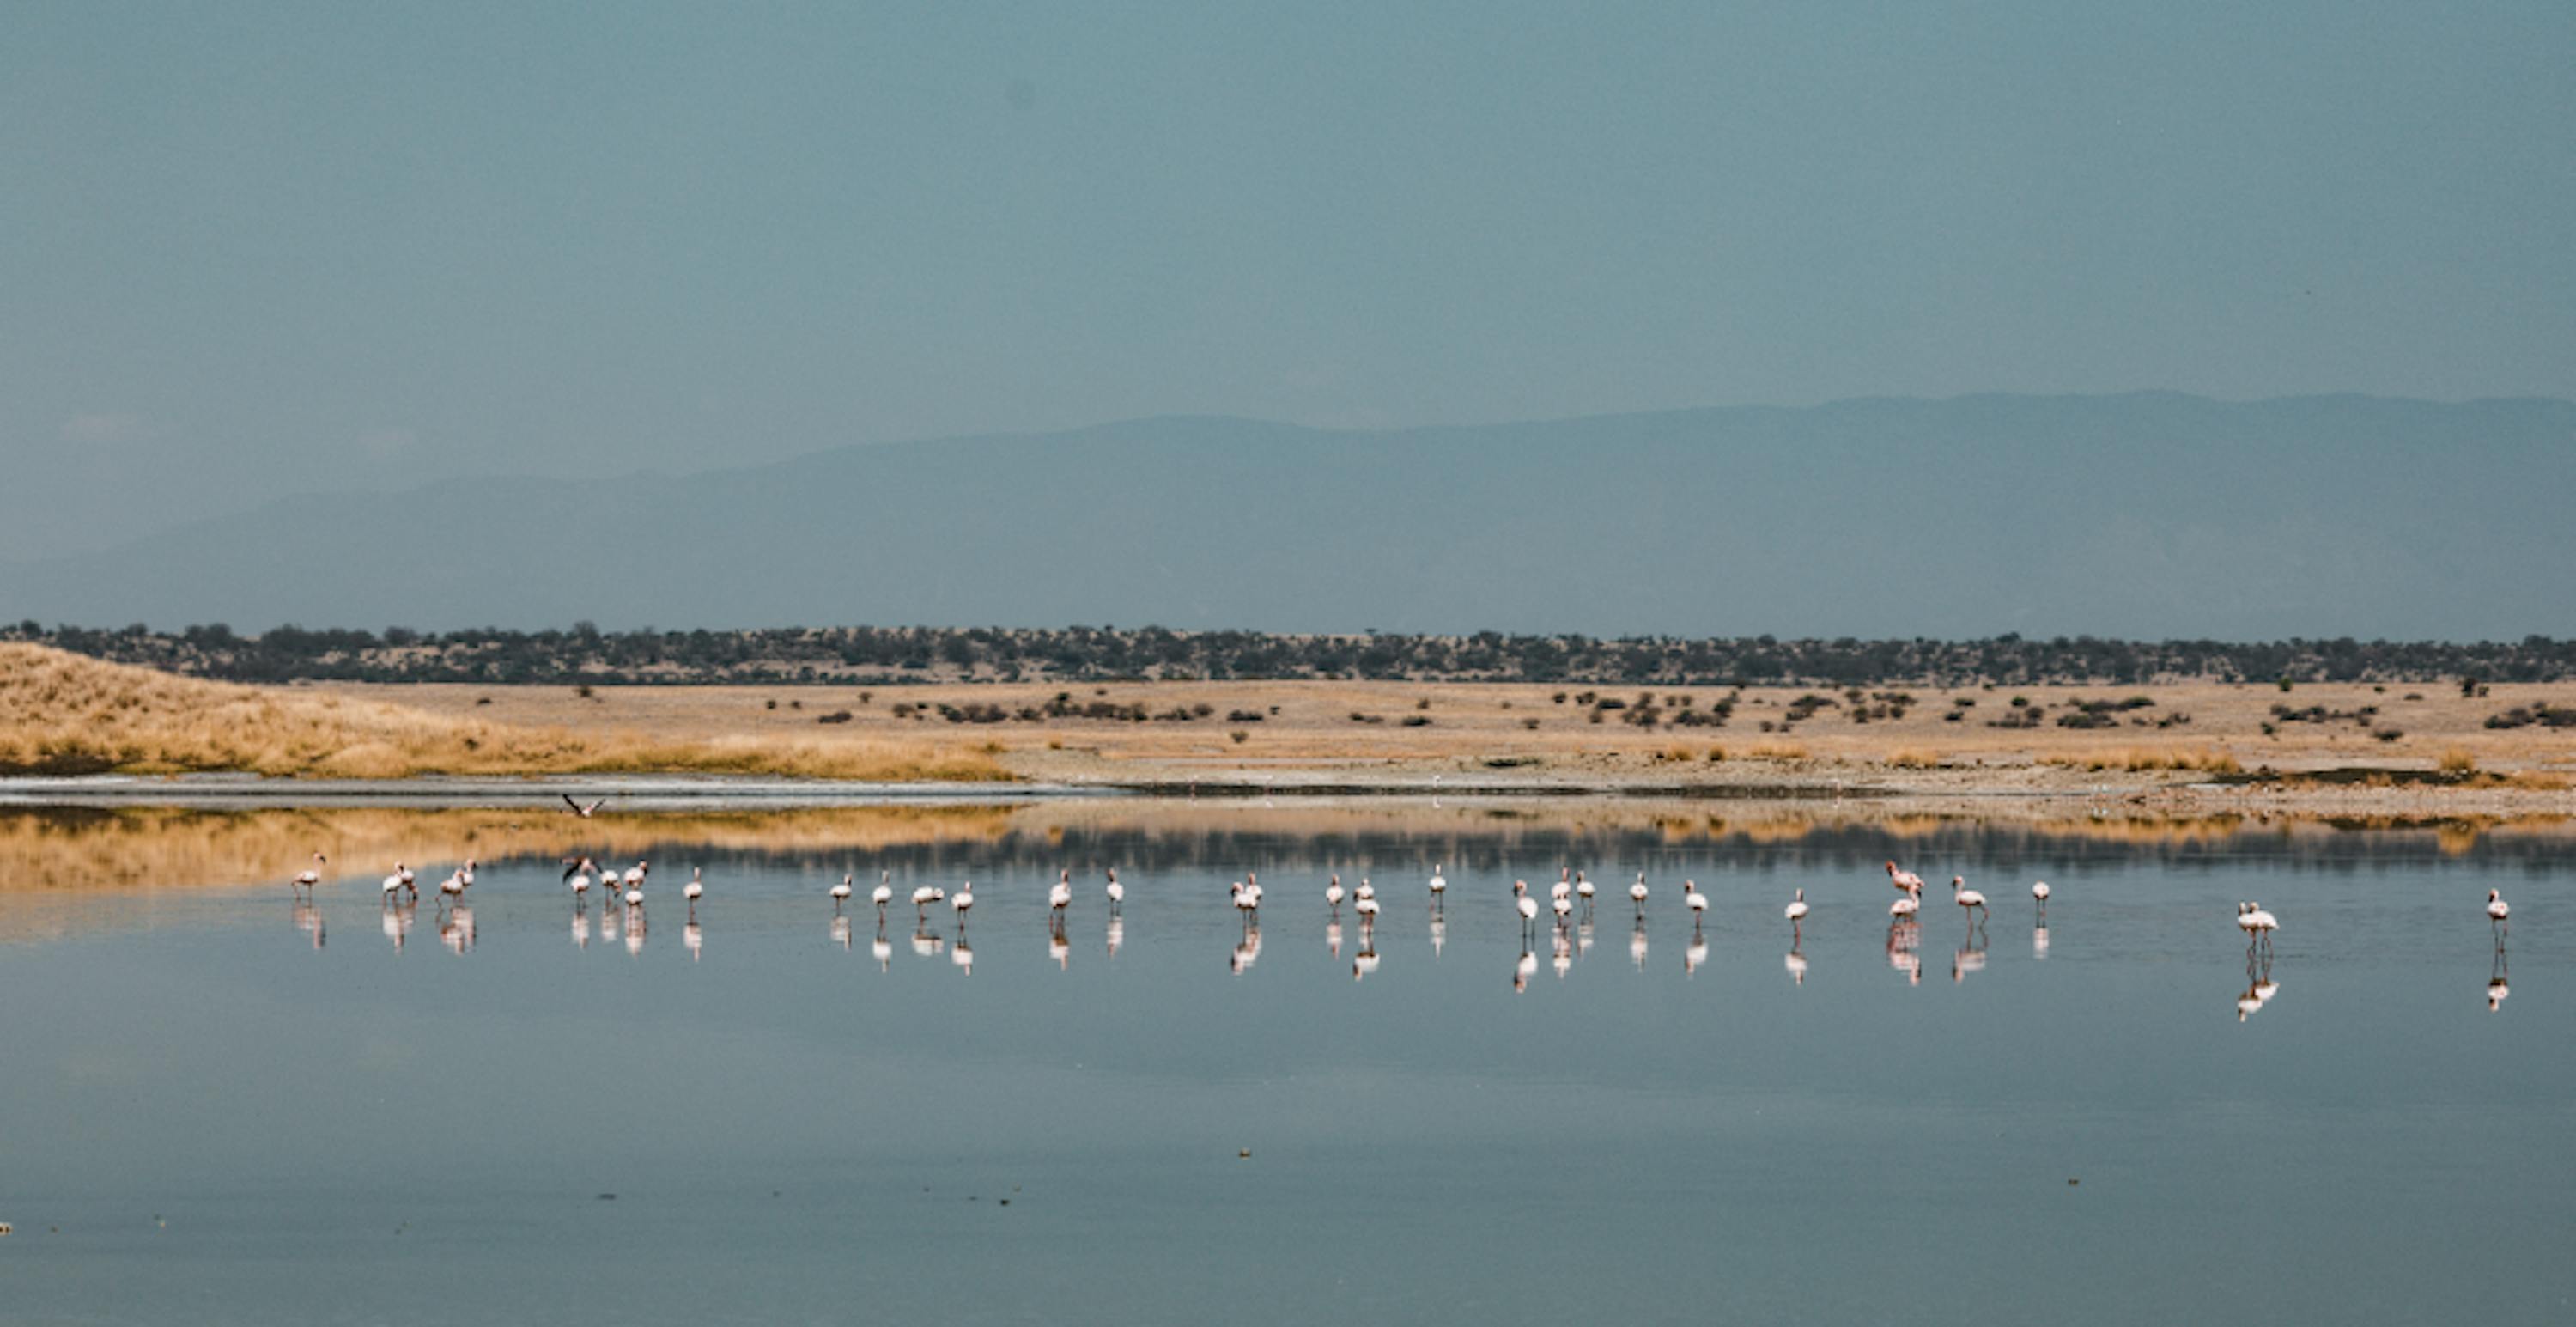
1230 729 1249 744
2438 747 2477 775
817 710 854 724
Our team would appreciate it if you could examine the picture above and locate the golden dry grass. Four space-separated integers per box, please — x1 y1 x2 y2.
0 645 1007 781
2040 746 2245 774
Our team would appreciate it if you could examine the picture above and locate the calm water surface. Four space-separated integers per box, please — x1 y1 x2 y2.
3 805 2570 1324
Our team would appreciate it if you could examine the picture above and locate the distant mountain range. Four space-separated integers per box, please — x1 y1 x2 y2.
7 393 2573 639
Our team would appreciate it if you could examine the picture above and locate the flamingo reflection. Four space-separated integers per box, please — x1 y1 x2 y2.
1231 924 1262 974
829 915 852 951
1105 916 1124 959
292 898 325 949
1428 915 1447 958
909 926 945 959
1886 918 1923 985
951 934 974 976
1784 945 1808 986
2032 924 2050 959
684 921 703 962
1352 934 1380 982
1629 917 1649 971
2488 942 2510 1011
1951 929 1986 983
2235 948 2281 1022
441 906 475 955
1048 926 1070 971
871 924 892 971
623 915 645 957
384 902 415 953
1684 930 1708 977
1513 944 1536 993
1326 920 1345 959
1551 926 1572 980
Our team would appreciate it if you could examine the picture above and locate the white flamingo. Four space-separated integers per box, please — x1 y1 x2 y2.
1685 879 1710 927
1629 872 1649 918
831 873 853 913
1886 861 1925 898
2245 901 2277 952
1552 868 1573 905
1951 875 1986 922
1048 869 1072 922
1355 892 1380 925
565 858 595 905
912 880 944 920
1352 875 1373 904
2487 888 2510 938
621 861 646 891
380 867 405 904
1428 862 1447 909
1890 890 1919 918
954 879 975 928
2032 880 2051 913
684 867 704 918
872 869 894 915
292 853 326 897
398 862 416 901
1552 890 1572 927
1783 887 1807 934
1104 867 1124 914
1513 880 1539 938
1576 870 1595 916
1325 874 1346 916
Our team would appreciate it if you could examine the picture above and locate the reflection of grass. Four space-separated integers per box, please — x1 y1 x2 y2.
0 804 1022 898
0 645 1007 781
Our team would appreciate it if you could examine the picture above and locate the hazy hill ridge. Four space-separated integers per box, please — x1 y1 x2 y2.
8 393 2573 639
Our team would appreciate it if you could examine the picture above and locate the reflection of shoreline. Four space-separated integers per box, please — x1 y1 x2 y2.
4 796 2568 909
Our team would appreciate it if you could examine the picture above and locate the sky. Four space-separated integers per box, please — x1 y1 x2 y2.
4 1 2573 562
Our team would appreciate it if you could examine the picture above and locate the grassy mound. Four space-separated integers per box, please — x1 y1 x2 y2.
0 644 1007 781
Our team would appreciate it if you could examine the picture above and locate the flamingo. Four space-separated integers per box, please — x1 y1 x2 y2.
1886 861 1925 898
1354 892 1380 924
1104 867 1124 914
2245 901 2277 953
398 862 416 901
1951 875 1986 922
1552 868 1573 906
1890 891 1919 919
1685 879 1710 927
1513 880 1539 939
1325 873 1345 916
623 876 644 910
562 794 609 818
1048 869 1072 922
437 868 465 907
380 867 405 904
2032 880 2051 914
1575 870 1595 916
621 861 647 892
1428 862 1447 909
565 858 595 905
1352 875 1373 904
953 879 975 928
684 867 705 918
872 869 894 915
2487 888 2510 938
1629 871 1649 919
831 873 853 913
292 853 326 897
912 881 944 920
1783 887 1807 934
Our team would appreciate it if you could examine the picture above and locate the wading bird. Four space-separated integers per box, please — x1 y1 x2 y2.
831 873 852 913
684 867 705 919
292 853 326 898
2032 880 2051 915
1784 887 1807 936
1951 875 1986 923
1630 872 1649 918
2487 888 2510 939
872 869 894 916
1685 880 1710 928
1886 861 1925 898
953 879 975 929
1325 874 1345 917
1104 867 1124 914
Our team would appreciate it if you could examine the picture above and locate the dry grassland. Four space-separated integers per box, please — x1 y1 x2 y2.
0 644 1005 782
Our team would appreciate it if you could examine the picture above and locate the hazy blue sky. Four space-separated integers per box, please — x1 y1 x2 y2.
5 1 2572 559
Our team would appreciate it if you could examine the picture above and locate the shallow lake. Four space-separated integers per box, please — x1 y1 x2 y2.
2 801 2568 1324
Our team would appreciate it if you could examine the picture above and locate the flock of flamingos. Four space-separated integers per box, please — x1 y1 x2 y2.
279 838 2520 1014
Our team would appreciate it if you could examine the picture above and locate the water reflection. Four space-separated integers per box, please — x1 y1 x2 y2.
1428 915 1447 958
441 906 475 955
1230 925 1261 974
1684 932 1708 977
684 920 703 961
1104 916 1124 960
1628 919 1648 971
1886 919 1923 986
1950 929 1987 984
292 898 325 949
1784 945 1807 986
2236 949 2281 1022
829 915 851 950
2032 924 2050 960
2489 943 2510 1011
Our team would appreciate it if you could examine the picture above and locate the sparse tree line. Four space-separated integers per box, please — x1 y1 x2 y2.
13 620 2576 689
